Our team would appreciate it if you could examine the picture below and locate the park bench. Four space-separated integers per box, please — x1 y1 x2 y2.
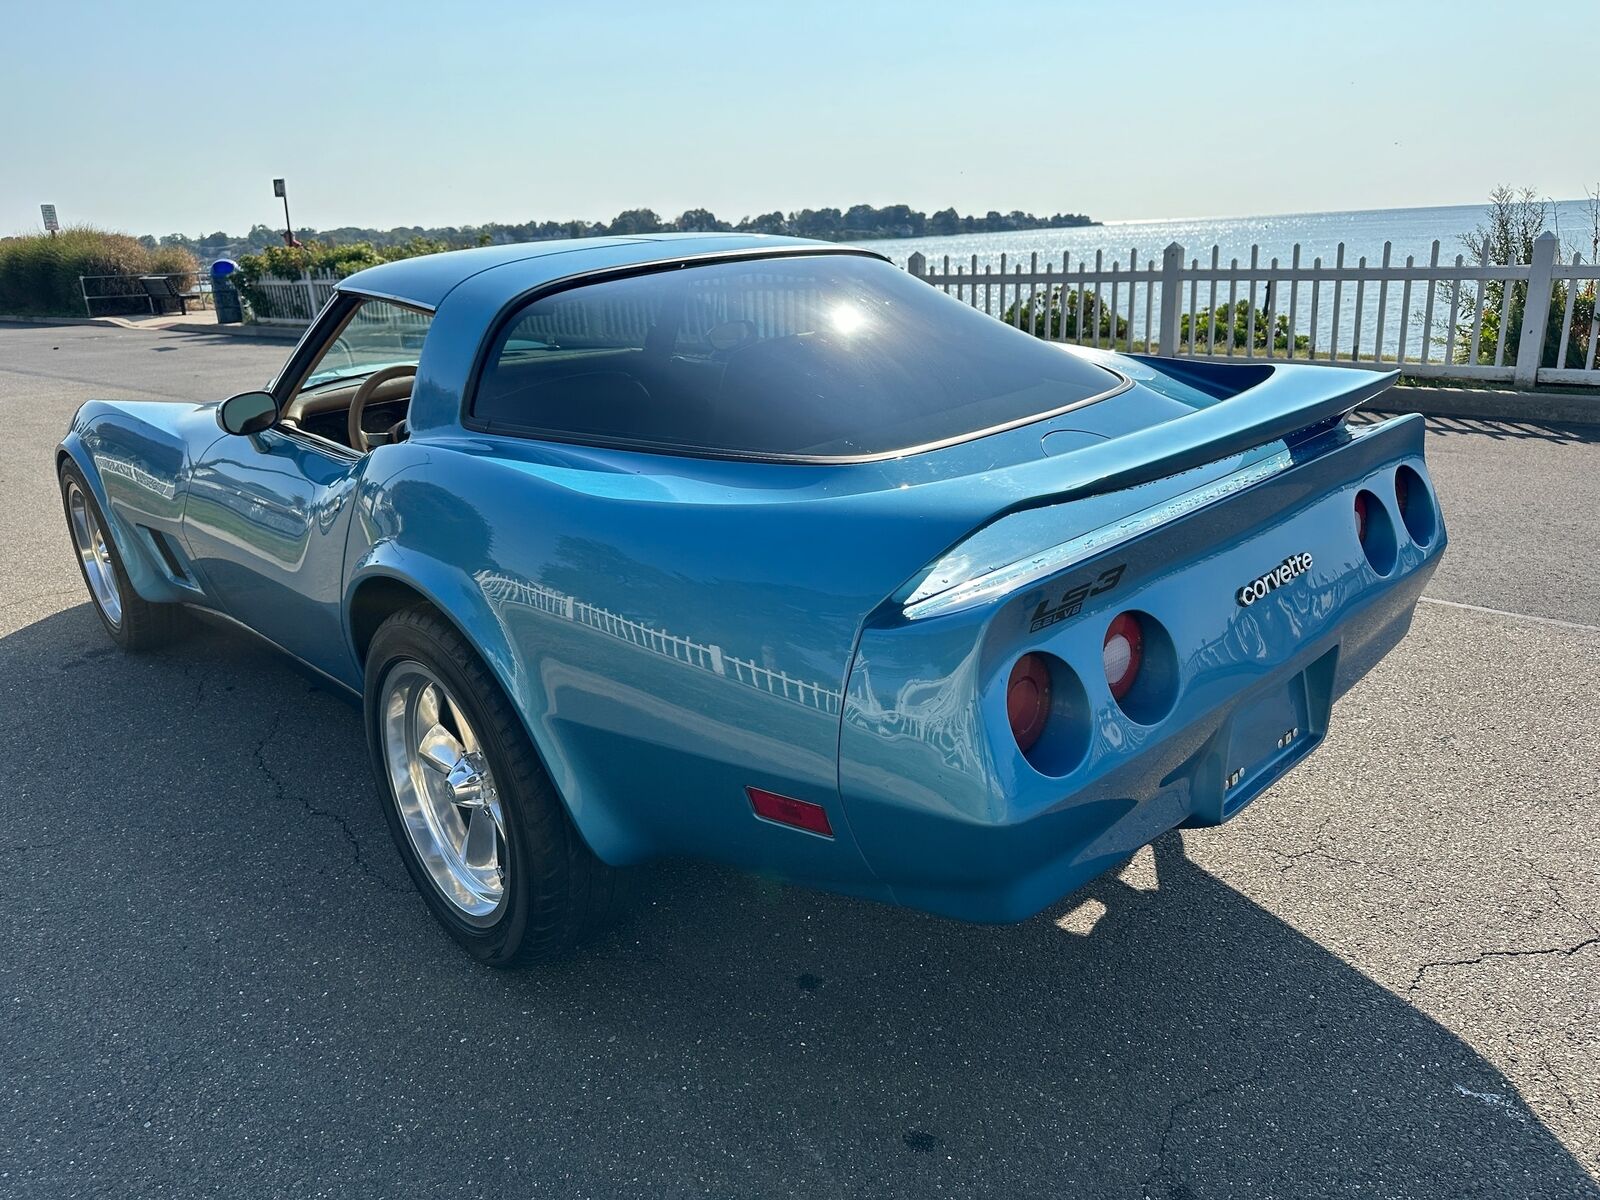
138 274 202 316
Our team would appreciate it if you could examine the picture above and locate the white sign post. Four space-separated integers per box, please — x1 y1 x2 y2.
41 203 59 235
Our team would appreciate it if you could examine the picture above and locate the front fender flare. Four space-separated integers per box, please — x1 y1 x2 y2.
56 422 186 606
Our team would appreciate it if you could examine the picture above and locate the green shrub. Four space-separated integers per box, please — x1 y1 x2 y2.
1182 300 1309 353
1003 286 1129 342
1445 185 1599 369
147 245 199 291
234 236 450 317
0 227 198 317
1453 280 1595 368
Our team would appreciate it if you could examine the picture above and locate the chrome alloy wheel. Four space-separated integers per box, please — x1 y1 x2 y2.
380 663 508 922
66 480 123 627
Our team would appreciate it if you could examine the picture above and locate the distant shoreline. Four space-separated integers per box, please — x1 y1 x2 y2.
148 205 1102 263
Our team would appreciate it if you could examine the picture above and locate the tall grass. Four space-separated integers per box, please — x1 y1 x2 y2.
0 227 198 317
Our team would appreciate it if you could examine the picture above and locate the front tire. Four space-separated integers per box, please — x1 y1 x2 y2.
58 461 182 651
364 606 628 966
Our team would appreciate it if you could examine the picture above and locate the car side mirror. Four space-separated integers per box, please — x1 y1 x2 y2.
217 390 278 436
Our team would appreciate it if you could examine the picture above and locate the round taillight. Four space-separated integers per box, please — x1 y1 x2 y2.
1354 491 1370 543
1007 653 1052 752
1103 612 1144 701
1394 464 1436 546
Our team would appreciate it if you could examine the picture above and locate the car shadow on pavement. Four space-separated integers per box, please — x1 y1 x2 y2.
1362 409 1600 446
5 604 1596 1199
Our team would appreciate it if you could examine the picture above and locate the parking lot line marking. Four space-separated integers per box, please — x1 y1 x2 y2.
1420 595 1600 634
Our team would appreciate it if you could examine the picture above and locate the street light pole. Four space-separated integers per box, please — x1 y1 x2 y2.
272 178 295 246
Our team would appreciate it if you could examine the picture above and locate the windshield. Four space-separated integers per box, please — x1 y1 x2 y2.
471 254 1122 459
303 298 433 389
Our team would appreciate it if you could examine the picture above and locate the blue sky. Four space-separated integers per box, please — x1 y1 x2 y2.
3 0 1590 237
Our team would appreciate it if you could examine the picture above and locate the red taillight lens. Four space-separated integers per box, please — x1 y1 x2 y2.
1103 612 1144 701
1394 465 1436 547
747 787 834 838
1007 653 1053 752
1354 491 1370 543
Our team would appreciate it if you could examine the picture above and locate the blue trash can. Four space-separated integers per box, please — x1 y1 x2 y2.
211 259 243 324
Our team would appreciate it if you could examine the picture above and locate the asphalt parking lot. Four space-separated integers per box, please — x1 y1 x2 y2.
2 321 1597 1199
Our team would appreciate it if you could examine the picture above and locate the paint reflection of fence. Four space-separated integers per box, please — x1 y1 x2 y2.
476 571 842 715
724 654 839 711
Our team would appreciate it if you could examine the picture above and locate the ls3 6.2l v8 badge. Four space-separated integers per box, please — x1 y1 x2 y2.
1236 552 1315 607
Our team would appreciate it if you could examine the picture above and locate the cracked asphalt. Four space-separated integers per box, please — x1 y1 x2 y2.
2 322 1597 1199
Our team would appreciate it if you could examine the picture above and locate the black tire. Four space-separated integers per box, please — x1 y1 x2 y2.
58 460 183 651
364 606 630 966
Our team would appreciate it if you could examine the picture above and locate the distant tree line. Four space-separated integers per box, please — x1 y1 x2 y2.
144 203 1098 262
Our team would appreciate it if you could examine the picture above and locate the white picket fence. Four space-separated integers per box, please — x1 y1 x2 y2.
907 230 1599 388
246 271 343 323
245 232 1600 388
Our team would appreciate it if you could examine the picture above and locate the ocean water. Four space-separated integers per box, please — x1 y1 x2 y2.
860 200 1596 273
859 200 1596 360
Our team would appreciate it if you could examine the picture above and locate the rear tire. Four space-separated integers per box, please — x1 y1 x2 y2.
58 460 183 651
364 606 629 966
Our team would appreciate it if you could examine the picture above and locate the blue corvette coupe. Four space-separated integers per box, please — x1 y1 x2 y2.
58 234 1445 965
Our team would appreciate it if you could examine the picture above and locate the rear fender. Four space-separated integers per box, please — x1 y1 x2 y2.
348 478 703 866
344 451 885 887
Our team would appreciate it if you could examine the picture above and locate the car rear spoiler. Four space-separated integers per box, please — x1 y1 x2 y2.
956 361 1399 525
891 362 1406 620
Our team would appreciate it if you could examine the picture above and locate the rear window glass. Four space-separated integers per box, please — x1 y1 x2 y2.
471 253 1121 460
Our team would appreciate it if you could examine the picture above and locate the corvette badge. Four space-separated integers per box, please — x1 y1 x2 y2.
1236 552 1313 607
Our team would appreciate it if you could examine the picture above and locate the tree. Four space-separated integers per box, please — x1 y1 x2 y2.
139 201 1102 263
673 208 728 232
842 204 879 234
876 204 921 236
1463 186 1546 269
607 208 663 235
790 208 842 238
740 211 788 235
1450 186 1593 369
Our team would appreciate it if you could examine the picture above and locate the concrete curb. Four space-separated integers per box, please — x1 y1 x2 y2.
1 314 125 330
155 322 304 342
1374 385 1600 426
0 314 304 341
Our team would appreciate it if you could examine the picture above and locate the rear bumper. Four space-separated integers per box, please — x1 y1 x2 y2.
836 415 1444 923
878 562 1431 922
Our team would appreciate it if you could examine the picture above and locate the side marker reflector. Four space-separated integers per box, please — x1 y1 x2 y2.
747 787 834 838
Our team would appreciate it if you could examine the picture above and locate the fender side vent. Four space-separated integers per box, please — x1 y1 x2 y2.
140 526 190 582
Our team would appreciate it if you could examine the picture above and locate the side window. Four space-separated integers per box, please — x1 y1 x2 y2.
470 255 1120 459
470 264 838 449
297 298 433 395
280 297 434 451
472 291 667 444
